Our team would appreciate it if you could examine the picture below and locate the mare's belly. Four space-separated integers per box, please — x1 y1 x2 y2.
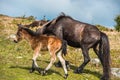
67 40 81 48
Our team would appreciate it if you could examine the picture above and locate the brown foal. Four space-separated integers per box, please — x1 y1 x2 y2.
13 24 68 78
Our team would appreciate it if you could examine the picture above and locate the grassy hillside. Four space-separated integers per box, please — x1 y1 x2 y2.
0 14 120 80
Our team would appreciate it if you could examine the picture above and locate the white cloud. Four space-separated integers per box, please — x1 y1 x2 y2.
0 0 120 27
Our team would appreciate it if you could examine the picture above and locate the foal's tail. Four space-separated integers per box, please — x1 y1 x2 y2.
100 32 111 80
62 40 67 56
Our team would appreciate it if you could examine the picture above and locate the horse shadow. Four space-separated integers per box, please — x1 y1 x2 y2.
10 65 30 70
9 61 102 78
41 60 102 78
43 60 102 78
9 65 62 77
70 64 102 78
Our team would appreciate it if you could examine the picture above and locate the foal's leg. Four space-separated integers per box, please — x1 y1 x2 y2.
41 53 56 75
57 50 68 79
74 47 90 73
30 48 41 73
55 40 69 68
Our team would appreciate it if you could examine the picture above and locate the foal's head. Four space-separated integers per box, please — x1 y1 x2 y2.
14 24 27 43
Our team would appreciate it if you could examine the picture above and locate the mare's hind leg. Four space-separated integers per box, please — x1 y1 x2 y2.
93 44 103 66
57 50 68 79
30 48 41 73
74 47 90 73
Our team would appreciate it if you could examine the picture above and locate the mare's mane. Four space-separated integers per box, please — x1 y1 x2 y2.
43 13 74 27
55 13 74 22
55 13 96 27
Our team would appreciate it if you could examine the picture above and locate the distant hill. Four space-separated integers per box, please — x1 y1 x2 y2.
0 14 114 37
96 24 114 31
0 14 35 36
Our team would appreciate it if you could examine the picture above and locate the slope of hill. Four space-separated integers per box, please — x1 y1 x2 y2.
0 14 120 80
0 14 34 37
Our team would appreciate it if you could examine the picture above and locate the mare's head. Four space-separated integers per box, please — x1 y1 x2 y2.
24 20 49 28
14 24 26 43
39 20 49 26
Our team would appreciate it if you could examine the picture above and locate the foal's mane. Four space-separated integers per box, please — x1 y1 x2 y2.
22 27 37 36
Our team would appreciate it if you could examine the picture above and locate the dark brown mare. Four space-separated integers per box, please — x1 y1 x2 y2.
40 14 111 80
24 20 48 28
13 24 68 78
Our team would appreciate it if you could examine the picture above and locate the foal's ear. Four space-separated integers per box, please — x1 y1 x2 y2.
17 24 23 29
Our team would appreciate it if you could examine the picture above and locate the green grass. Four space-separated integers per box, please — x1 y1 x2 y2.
0 36 120 80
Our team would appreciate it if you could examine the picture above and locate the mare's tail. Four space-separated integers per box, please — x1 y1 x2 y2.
100 32 111 80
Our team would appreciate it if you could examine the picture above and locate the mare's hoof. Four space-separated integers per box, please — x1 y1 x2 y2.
74 68 83 74
41 70 47 76
66 64 70 71
36 68 41 74
55 61 62 67
29 68 35 73
100 76 109 80
64 74 68 79
55 61 70 70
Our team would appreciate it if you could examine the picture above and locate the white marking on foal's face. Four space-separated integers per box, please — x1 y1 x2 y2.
13 34 21 43
14 30 24 43
10 34 17 39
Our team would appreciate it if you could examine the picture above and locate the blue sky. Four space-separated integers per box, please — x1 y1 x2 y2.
0 0 120 28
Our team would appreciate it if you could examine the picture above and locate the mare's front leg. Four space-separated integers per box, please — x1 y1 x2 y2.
30 48 41 73
74 47 90 73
